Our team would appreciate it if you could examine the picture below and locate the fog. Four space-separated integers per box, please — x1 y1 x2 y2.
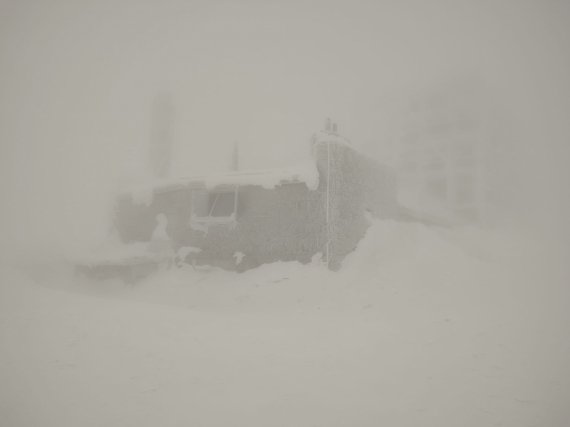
1 0 569 256
1 0 569 425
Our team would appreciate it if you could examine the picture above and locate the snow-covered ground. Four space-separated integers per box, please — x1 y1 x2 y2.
1 221 569 427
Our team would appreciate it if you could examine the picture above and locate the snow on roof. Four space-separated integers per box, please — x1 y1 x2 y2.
126 162 319 203
172 167 318 191
124 128 355 204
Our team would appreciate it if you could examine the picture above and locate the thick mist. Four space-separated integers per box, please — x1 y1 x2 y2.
1 2 570 426
1 0 569 259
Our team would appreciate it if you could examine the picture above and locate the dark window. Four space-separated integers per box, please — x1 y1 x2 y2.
191 189 237 219
209 192 236 217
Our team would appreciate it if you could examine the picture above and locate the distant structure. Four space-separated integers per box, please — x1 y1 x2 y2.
148 93 175 178
393 81 507 224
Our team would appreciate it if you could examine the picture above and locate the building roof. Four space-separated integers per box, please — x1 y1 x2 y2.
160 167 319 192
312 130 351 147
124 125 353 205
126 164 320 205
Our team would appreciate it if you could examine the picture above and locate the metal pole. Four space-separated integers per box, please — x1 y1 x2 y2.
325 141 330 267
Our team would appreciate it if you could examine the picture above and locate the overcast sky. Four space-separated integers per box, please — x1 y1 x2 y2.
1 0 569 255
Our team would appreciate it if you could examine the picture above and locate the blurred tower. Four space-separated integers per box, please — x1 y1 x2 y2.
231 142 240 171
148 93 174 178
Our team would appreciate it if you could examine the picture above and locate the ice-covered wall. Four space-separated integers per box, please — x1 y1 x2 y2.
178 183 326 270
114 182 325 270
312 139 397 268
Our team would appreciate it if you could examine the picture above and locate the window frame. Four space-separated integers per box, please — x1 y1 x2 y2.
190 186 239 228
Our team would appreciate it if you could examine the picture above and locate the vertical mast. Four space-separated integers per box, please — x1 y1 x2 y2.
231 141 240 171
326 138 331 267
148 93 174 179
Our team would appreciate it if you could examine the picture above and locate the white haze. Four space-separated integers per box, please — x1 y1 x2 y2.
1 0 569 257
0 2 569 425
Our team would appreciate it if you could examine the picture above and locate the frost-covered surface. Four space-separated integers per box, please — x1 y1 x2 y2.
1 221 569 426
195 166 319 191
312 130 352 147
125 164 320 201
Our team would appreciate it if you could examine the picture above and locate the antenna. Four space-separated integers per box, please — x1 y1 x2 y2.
231 141 240 171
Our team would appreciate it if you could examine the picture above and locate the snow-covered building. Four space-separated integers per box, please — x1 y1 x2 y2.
111 126 397 272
